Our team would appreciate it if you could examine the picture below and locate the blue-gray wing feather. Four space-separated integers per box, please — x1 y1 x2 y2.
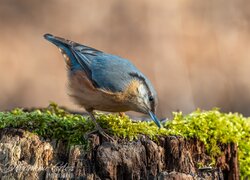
71 44 140 92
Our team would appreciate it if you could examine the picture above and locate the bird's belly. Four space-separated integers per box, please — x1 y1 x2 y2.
68 71 130 112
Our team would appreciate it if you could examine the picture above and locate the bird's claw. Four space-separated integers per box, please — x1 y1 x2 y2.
98 130 115 142
84 128 115 142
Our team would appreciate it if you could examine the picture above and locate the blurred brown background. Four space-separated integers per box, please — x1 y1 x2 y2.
1 0 250 118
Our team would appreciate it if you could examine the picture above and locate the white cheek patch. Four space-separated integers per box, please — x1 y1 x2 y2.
138 84 147 98
137 84 150 108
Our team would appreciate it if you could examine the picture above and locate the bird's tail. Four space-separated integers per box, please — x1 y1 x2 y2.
44 34 71 47
44 33 79 70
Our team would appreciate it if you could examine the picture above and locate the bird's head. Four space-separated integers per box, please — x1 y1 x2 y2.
125 73 162 128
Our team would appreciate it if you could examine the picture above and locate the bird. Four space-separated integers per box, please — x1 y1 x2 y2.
44 33 162 139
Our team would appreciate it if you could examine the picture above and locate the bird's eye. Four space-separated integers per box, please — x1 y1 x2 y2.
149 96 154 102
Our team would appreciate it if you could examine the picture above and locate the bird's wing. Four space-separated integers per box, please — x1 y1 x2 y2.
70 43 103 86
71 44 139 92
44 34 142 92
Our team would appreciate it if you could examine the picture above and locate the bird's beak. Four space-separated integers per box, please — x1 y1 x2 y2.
148 111 162 128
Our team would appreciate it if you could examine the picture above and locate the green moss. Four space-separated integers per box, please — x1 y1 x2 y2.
0 103 249 178
166 109 250 178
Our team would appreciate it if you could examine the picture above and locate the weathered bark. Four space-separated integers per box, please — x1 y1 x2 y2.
0 128 239 180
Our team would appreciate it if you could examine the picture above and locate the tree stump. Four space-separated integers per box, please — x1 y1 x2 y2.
0 128 239 179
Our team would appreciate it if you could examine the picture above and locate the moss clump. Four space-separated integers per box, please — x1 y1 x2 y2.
0 103 249 178
0 103 92 147
165 109 250 178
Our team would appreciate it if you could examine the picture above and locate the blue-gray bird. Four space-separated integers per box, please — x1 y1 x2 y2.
44 34 162 139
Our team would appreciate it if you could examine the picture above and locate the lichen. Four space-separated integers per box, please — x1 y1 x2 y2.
0 103 249 178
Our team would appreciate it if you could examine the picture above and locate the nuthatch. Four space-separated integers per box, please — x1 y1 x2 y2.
44 34 162 138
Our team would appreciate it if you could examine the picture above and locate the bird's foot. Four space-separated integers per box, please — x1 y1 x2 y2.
84 128 115 142
97 128 115 142
86 111 116 142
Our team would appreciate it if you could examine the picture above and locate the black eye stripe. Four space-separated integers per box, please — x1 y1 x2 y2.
149 96 154 101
